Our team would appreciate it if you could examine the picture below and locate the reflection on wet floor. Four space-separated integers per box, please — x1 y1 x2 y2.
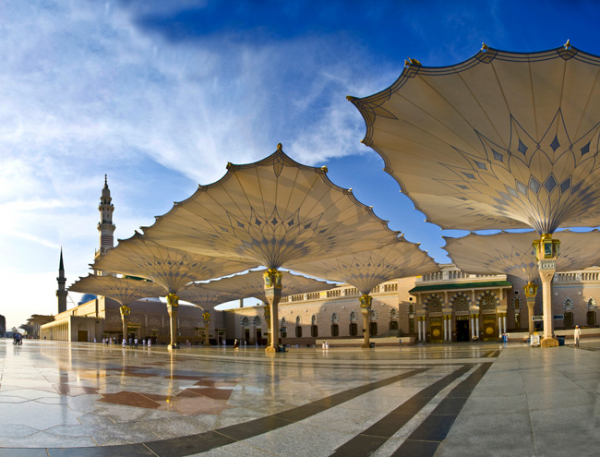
0 340 500 455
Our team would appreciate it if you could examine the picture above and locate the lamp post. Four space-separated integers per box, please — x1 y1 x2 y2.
533 234 561 347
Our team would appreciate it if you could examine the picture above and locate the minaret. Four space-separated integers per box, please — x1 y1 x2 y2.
95 174 116 259
56 248 67 314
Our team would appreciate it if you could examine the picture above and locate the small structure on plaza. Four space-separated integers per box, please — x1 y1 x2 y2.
90 233 256 349
142 145 400 352
445 230 600 338
350 43 600 346
69 274 165 341
289 238 438 347
199 269 336 345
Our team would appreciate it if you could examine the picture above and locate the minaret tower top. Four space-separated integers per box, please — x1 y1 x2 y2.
95 175 116 259
56 248 67 314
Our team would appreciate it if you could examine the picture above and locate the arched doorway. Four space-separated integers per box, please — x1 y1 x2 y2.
427 296 443 343
453 294 470 342
480 292 498 341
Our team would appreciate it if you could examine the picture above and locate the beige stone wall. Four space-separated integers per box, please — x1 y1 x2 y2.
226 280 405 345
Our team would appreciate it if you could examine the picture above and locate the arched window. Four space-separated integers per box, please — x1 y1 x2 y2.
331 312 339 336
295 316 302 337
253 316 262 326
564 297 574 310
587 299 597 326
349 311 358 336
370 322 378 336
280 318 287 338
389 308 399 331
428 296 443 313
453 294 470 312
479 292 497 311
241 316 249 327
587 298 597 309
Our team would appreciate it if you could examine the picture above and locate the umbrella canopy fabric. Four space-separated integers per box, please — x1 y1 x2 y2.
178 285 243 311
91 232 257 294
141 147 400 269
69 274 165 305
444 230 600 282
288 239 439 295
200 269 337 304
350 45 600 234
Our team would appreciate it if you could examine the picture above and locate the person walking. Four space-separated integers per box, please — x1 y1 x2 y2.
134 338 138 349
574 325 582 347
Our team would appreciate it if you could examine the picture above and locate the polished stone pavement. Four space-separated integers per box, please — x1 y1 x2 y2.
0 339 598 456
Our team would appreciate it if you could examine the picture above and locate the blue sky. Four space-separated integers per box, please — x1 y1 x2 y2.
2 0 600 329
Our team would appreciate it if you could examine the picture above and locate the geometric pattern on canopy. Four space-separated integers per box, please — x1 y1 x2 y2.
177 285 244 311
444 229 600 282
68 274 165 306
90 232 257 294
350 45 600 233
199 269 337 304
142 147 400 269
288 238 439 295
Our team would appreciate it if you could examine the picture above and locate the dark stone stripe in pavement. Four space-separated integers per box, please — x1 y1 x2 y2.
330 364 473 457
390 362 493 457
146 367 429 456
47 443 156 457
0 450 50 457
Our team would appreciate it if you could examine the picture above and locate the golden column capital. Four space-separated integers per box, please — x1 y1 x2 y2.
120 305 131 316
359 293 373 310
166 293 179 307
263 269 283 289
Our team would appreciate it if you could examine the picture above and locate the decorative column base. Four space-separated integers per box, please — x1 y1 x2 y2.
541 337 558 348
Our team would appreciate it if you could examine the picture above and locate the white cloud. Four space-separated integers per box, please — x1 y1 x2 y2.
0 0 398 327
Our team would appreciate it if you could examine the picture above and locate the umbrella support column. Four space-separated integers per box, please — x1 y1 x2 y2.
360 294 372 349
120 305 131 343
264 269 282 354
166 293 180 350
533 235 560 348
202 312 212 347
524 283 538 339
264 304 272 347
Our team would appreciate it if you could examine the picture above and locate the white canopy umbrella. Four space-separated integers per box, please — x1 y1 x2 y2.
350 43 600 345
142 145 400 352
289 238 438 347
91 232 257 349
69 274 164 340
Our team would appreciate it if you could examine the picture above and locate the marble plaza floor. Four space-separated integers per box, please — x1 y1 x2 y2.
0 339 599 457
